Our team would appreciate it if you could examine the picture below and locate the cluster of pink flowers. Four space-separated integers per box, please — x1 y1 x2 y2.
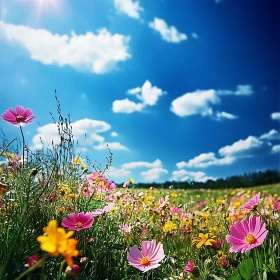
87 172 116 193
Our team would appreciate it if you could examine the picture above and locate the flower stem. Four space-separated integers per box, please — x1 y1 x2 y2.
19 126 25 168
15 258 45 280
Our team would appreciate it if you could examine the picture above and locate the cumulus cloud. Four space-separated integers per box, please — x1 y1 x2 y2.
176 152 235 169
176 131 276 170
219 136 265 158
171 170 216 183
215 111 238 121
271 112 280 121
114 0 143 19
0 21 131 74
112 98 144 113
170 89 220 117
272 144 280 153
217 85 253 96
141 167 168 181
260 129 280 141
111 131 118 137
32 118 128 151
106 166 131 177
94 142 129 151
148 17 187 43
171 85 253 119
113 80 165 113
122 159 162 169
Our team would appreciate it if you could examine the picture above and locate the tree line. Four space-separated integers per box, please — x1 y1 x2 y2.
117 169 280 190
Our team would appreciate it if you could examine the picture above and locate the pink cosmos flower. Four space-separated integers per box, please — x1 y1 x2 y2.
127 240 165 272
273 200 280 211
184 261 196 273
170 207 181 215
90 203 115 217
226 215 268 253
2 106 35 126
241 192 260 211
62 212 94 231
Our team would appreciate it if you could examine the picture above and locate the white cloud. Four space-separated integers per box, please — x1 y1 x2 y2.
106 166 131 177
31 118 129 151
94 142 129 151
114 0 143 19
215 111 238 121
219 136 264 158
0 21 131 74
141 167 168 181
148 17 187 43
111 131 118 137
170 89 220 117
272 144 280 153
122 159 162 169
113 80 165 113
171 85 253 119
171 170 216 183
112 98 144 113
176 152 235 169
260 129 280 141
140 80 165 106
177 131 276 170
217 85 253 96
271 112 280 121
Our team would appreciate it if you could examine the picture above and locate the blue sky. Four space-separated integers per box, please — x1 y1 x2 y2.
0 0 279 183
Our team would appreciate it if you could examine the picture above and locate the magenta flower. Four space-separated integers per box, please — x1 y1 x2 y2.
241 192 260 211
273 200 280 211
127 240 165 272
2 106 35 126
226 215 268 253
62 212 94 231
184 261 196 273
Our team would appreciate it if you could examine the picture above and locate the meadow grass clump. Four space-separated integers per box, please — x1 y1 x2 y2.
0 102 279 279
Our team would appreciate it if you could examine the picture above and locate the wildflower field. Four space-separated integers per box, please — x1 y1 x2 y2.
0 106 280 280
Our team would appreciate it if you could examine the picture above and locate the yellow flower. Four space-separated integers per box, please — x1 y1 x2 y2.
273 194 278 197
171 193 178 198
73 157 83 165
216 199 225 204
163 221 177 233
233 201 241 207
128 177 134 184
3 152 16 159
81 164 88 171
192 233 216 248
201 213 211 219
37 220 79 267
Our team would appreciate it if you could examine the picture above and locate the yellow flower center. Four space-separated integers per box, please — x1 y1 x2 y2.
16 115 25 122
140 256 150 266
75 222 83 228
245 234 257 244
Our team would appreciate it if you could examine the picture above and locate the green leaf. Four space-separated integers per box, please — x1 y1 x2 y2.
238 258 255 280
230 270 242 280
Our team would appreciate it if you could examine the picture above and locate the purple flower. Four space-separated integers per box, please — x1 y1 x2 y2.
2 106 35 126
127 240 165 272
